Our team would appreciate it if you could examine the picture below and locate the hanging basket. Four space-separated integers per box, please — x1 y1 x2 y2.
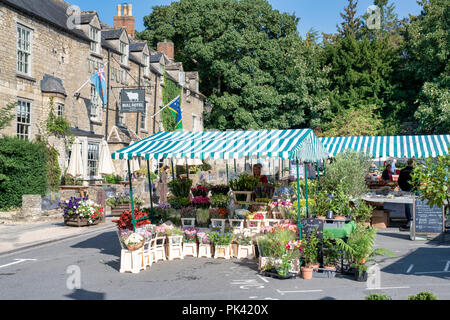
125 240 145 252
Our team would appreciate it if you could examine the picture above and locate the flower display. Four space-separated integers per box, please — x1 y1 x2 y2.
158 203 172 210
234 228 253 245
197 232 211 244
112 210 151 231
253 213 265 220
183 227 199 243
155 226 167 236
190 196 211 209
191 185 209 197
180 206 197 218
59 197 103 224
210 208 228 219
269 200 293 215
124 233 144 246
260 225 274 233
286 240 304 252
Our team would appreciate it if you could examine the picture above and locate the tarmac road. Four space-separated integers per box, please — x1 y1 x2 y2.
0 228 449 300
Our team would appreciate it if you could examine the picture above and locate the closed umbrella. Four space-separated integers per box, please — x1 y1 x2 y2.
98 140 115 176
67 138 84 178
121 141 141 177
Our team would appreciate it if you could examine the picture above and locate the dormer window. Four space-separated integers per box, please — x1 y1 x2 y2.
120 41 128 65
89 26 99 53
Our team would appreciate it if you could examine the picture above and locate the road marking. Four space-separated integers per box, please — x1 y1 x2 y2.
276 289 323 296
414 271 450 275
366 286 410 290
406 264 414 273
444 261 450 272
257 275 269 283
231 279 265 290
0 259 37 269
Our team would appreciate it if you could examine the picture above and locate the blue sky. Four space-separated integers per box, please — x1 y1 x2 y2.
70 0 422 38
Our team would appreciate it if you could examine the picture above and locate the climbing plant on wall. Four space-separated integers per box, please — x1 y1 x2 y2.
161 71 182 132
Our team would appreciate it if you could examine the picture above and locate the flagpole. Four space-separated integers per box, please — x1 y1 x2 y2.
73 61 109 97
151 95 180 119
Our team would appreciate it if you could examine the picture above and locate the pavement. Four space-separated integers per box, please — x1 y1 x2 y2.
0 219 449 300
0 215 117 256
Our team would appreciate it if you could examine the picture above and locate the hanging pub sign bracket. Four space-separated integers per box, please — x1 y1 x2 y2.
120 88 146 113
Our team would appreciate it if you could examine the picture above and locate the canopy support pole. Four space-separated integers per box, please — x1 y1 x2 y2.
127 160 136 232
186 160 189 179
234 159 237 173
171 159 175 181
146 159 154 223
296 160 303 241
226 161 229 185
304 162 309 218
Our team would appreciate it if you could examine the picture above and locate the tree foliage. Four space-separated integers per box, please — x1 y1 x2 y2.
0 102 17 132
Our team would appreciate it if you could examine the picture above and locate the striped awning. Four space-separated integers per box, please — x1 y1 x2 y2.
320 135 450 158
112 129 329 162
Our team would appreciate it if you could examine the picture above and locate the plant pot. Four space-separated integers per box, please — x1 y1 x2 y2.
301 266 313 280
334 216 346 220
64 215 101 227
126 240 144 252
354 269 368 282
111 203 131 217
262 270 296 280
311 263 320 270
316 216 326 220
214 245 231 259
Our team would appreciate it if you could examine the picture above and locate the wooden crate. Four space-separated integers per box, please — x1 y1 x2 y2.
371 210 389 229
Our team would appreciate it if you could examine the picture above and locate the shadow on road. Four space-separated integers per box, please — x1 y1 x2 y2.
66 289 105 300
70 231 120 257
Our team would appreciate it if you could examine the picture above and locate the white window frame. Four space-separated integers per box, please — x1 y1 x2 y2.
16 99 32 140
89 26 100 54
87 142 100 178
192 113 200 132
90 85 101 121
17 24 33 76
57 103 64 118
143 53 150 77
120 41 128 65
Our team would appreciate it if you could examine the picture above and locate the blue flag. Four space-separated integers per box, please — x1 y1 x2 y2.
90 66 107 106
167 96 182 130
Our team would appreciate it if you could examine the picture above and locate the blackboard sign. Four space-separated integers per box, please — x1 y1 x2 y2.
301 218 324 240
414 197 444 235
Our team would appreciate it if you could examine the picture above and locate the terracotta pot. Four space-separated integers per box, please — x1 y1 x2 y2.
334 216 346 220
324 265 336 270
311 263 320 270
301 266 313 280
316 216 326 220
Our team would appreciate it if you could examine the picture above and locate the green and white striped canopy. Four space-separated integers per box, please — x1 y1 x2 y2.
320 135 450 158
112 129 329 162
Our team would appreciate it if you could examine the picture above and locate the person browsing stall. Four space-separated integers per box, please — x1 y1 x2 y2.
382 164 393 182
253 163 268 184
398 159 415 230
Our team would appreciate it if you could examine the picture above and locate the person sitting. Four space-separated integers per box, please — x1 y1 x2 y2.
253 164 268 184
382 164 393 182
398 158 415 231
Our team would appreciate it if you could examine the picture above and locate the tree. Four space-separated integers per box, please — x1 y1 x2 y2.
0 102 17 132
404 0 450 134
337 0 363 39
137 0 330 130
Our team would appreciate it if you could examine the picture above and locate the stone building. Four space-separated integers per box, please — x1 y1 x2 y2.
0 0 205 184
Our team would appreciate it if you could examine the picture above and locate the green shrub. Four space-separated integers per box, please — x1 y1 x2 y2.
365 294 392 300
408 292 438 300
0 137 49 210
104 174 123 184
321 150 371 199
168 196 190 210
168 178 192 197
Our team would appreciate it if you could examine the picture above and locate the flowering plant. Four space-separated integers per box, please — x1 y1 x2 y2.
124 233 144 247
183 227 199 243
191 185 209 197
190 196 210 209
197 232 211 244
269 200 293 216
234 228 253 245
106 193 143 209
158 203 172 210
260 225 274 234
59 197 103 224
209 231 234 246
112 209 151 231
253 213 265 220
179 206 197 218
210 208 228 219
155 226 167 237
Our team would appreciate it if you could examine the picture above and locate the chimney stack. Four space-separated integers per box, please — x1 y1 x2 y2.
157 40 174 60
113 3 135 39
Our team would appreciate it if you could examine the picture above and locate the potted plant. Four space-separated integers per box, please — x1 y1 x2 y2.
168 196 191 210
123 233 145 251
113 209 151 231
323 233 340 270
180 206 197 228
210 231 234 259
335 225 395 282
191 185 209 197
351 200 374 226
59 197 104 227
234 228 254 259
209 184 230 196
165 228 184 261
230 174 259 201
301 232 319 280
190 196 211 209
168 178 193 198
210 194 231 210
196 208 210 228
182 227 199 257
107 194 144 217
197 232 213 258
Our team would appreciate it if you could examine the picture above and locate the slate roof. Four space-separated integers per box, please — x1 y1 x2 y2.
150 52 164 63
101 28 124 40
130 42 146 52
107 126 140 144
69 127 104 139
1 0 90 41
40 74 66 96
79 13 96 25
